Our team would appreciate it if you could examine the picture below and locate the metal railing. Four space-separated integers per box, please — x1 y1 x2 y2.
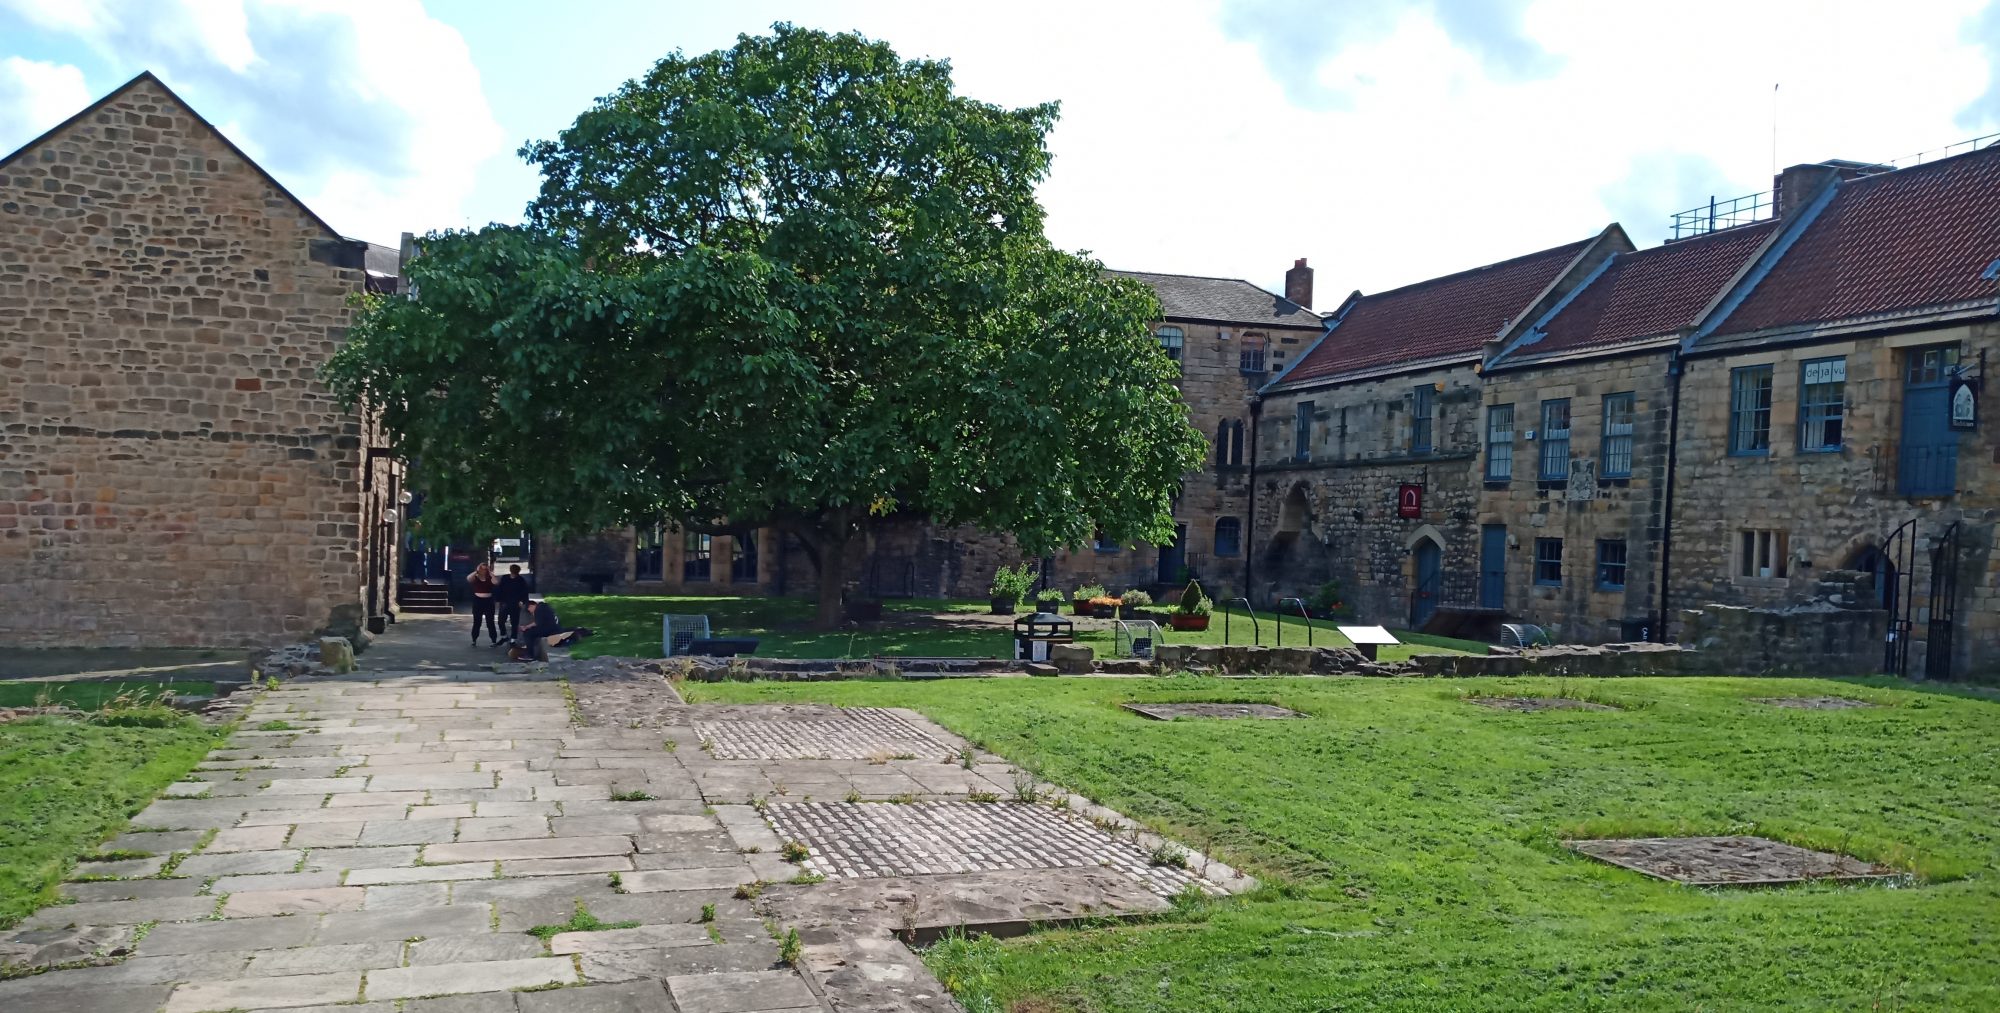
1222 597 1260 646
1274 597 1313 648
1670 191 1774 240
1885 132 2000 170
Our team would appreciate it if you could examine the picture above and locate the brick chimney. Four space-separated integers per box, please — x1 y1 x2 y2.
1774 159 1890 216
1284 258 1313 309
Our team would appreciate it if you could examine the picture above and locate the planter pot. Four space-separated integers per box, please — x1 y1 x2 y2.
845 600 884 622
990 598 1018 616
1171 613 1211 632
1090 604 1116 619
1119 604 1143 620
1071 600 1091 615
1035 601 1065 615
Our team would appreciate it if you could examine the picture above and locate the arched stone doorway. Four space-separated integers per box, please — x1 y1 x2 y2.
1275 484 1310 538
1409 534 1443 629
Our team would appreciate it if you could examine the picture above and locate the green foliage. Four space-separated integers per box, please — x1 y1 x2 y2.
323 24 1203 594
1071 584 1106 602
0 718 218 927
1119 589 1152 607
778 926 803 965
987 563 1036 602
1176 580 1212 617
691 675 2000 1011
1306 580 1353 618
1034 587 1066 605
524 901 639 940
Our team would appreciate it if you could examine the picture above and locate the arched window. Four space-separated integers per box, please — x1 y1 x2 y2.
1156 326 1184 362
1214 517 1242 556
1216 419 1245 466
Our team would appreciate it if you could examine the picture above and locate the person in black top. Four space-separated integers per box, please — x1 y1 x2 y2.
514 599 592 662
495 564 530 644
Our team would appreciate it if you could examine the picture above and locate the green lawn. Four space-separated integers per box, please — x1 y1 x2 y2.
685 675 2000 1011
0 715 220 928
0 681 216 710
549 594 1481 663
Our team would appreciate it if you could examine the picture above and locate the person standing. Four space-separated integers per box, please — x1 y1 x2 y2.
495 564 530 644
468 562 499 646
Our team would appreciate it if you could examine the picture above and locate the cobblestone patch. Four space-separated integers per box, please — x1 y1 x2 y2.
1752 696 1878 710
1122 702 1303 720
765 800 1206 896
1465 696 1618 713
696 708 952 760
1564 835 1896 885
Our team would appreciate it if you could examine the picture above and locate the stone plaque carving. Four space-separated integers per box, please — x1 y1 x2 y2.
1566 458 1597 501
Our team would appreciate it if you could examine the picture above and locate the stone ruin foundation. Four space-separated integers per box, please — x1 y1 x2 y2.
1564 835 1895 886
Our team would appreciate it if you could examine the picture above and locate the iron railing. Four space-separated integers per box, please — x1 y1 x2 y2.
1274 597 1313 648
1221 597 1261 646
1670 191 1774 240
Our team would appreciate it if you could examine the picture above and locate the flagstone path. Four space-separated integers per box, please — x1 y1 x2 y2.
1 617 1251 1012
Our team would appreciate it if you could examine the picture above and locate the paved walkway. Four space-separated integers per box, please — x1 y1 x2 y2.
1 620 1251 1012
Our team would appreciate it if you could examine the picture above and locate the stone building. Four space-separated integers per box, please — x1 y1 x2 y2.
0 72 401 649
1668 148 2000 678
1247 230 1624 625
536 265 1324 604
1476 218 1781 640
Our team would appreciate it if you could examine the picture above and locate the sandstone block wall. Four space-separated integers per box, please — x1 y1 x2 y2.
0 77 380 648
1477 349 1673 642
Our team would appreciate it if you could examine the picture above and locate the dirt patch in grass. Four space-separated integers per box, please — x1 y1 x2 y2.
1753 696 1877 710
1564 835 1896 886
1466 695 1618 713
1123 702 1302 721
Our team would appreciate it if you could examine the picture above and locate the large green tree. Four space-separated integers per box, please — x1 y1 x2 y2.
327 24 1204 627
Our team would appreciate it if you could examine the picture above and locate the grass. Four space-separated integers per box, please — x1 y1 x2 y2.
548 594 1478 663
0 714 219 928
524 901 640 940
685 675 2000 1011
0 681 215 710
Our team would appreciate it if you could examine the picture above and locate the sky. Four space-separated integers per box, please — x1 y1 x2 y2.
2 0 1996 299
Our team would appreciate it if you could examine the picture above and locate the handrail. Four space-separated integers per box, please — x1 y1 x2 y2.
1222 597 1260 646
1274 597 1313 648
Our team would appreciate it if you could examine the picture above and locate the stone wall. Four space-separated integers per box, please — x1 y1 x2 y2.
0 76 384 648
1249 361 1485 624
1671 320 2000 678
1477 347 1673 642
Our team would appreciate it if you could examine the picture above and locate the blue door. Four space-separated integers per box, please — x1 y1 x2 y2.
1900 346 1958 497
1479 525 1506 609
1411 539 1442 628
1156 524 1187 583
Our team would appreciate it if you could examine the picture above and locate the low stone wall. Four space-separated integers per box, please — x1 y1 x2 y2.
1677 600 1886 677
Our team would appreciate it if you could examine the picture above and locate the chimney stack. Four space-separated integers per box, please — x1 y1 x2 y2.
1284 257 1314 309
1773 159 1889 216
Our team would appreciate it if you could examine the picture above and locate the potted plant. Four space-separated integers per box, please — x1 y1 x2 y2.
1119 589 1152 619
1171 580 1212 631
1071 584 1105 616
1035 587 1067 614
988 563 1035 615
1307 580 1354 621
1089 595 1122 618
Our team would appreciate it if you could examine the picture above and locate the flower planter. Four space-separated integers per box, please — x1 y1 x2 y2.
1035 600 1066 615
1171 613 1211 632
1119 605 1143 620
1090 604 1117 619
990 598 1018 616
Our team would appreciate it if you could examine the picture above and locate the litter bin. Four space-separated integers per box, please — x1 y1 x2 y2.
1013 612 1074 663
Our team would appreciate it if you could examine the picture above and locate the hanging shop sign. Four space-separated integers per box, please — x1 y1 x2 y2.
1950 377 1978 430
1397 484 1423 519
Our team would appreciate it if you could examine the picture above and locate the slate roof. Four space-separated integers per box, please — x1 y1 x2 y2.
1276 237 1595 384
1107 270 1322 328
1508 220 1777 360
1713 143 2000 336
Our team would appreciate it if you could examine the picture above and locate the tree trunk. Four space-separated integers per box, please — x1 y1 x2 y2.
806 520 852 631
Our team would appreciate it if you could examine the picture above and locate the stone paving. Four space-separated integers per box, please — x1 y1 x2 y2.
1 616 1251 1012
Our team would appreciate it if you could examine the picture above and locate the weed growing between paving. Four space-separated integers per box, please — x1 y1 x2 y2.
524 901 640 941
689 674 2000 1011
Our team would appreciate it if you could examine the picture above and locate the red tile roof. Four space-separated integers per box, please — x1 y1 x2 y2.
1717 144 2000 334
1278 237 1594 384
1519 221 1776 358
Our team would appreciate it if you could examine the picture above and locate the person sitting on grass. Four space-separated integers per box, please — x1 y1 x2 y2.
512 598 592 661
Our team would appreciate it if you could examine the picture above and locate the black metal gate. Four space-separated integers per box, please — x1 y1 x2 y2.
1880 519 1917 676
1926 521 1961 680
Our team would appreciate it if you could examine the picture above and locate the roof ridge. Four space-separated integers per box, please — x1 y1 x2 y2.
1350 236 1594 302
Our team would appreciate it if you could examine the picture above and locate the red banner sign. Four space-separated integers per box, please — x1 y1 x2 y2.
1397 484 1423 519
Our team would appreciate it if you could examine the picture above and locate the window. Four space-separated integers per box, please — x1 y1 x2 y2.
1240 334 1267 373
1093 526 1119 553
1799 357 1845 451
1294 401 1314 461
1907 345 1959 384
730 530 758 582
1156 326 1183 363
1214 517 1241 556
1485 404 1514 481
1539 399 1571 480
1601 392 1635 478
634 524 664 581
1737 529 1790 579
1534 538 1563 586
1411 385 1435 454
1216 419 1244 467
1729 365 1773 454
683 532 711 581
1596 539 1627 589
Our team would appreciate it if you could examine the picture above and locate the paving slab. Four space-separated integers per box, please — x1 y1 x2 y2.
515 979 675 1013
425 835 631 864
365 956 578 1000
407 933 549 965
549 923 715 953
222 886 366 917
138 914 318 955
165 971 361 1012
666 970 819 1013
314 904 492 945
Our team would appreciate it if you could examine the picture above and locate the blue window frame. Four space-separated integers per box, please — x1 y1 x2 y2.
1411 385 1435 454
1485 404 1514 481
1601 392 1634 478
1534 538 1563 586
1539 399 1570 480
1730 365 1774 455
1799 357 1845 452
1214 517 1241 557
1596 539 1627 589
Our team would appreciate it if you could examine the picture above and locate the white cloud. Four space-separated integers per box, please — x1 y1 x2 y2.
0 0 501 245
0 56 92 147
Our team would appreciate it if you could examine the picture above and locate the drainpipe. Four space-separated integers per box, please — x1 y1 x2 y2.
1657 348 1684 642
1246 397 1262 603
